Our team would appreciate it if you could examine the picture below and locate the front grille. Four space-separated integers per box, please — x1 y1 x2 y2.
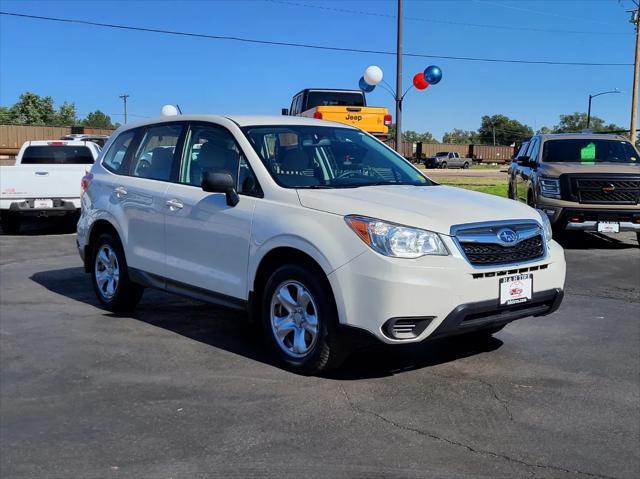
460 235 544 266
573 177 640 205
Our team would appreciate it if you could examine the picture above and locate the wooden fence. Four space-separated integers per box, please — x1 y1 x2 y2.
0 124 115 157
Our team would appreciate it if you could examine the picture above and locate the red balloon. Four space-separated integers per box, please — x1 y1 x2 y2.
413 72 429 90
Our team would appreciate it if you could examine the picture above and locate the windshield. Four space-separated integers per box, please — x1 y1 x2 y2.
305 92 365 110
542 139 639 164
21 145 94 164
242 125 432 189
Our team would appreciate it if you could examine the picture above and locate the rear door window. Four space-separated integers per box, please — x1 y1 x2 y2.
21 145 94 164
130 124 183 181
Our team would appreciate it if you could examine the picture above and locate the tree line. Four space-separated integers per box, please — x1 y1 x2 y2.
395 113 627 146
1 92 630 144
0 92 119 129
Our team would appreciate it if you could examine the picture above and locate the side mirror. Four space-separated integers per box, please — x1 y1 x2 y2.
201 171 239 207
281 108 289 116
517 156 535 167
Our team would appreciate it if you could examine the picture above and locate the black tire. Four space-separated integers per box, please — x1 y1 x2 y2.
440 161 447 169
0 213 21 235
65 211 81 232
261 264 349 374
527 191 535 208
463 161 469 169
91 232 144 312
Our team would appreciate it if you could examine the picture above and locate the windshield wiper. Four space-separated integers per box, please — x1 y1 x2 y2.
360 181 430 187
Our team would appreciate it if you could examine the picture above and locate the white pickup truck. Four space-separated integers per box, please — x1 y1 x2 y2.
0 140 101 234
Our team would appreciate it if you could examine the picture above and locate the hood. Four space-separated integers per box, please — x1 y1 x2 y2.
297 185 540 236
540 162 640 176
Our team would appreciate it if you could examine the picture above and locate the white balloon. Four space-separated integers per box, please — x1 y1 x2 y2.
363 65 383 86
161 104 179 116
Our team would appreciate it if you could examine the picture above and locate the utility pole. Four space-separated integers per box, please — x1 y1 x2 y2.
395 0 403 153
629 4 639 144
119 94 129 124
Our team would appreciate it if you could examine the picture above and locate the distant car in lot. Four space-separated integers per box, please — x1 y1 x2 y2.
0 140 101 234
77 114 565 374
60 134 110 148
424 151 471 169
508 133 640 243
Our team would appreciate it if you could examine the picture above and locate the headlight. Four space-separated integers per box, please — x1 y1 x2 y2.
539 176 560 198
536 209 553 242
345 216 449 258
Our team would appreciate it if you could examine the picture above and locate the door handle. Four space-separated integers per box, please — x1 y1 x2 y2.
113 186 128 198
166 198 184 210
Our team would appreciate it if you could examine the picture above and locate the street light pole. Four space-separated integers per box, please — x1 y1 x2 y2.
119 94 129 124
395 0 403 153
630 6 639 144
586 89 620 129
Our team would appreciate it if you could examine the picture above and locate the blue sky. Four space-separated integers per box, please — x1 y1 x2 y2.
0 0 636 139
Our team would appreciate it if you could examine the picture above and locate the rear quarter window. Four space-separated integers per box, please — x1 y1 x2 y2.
21 145 94 164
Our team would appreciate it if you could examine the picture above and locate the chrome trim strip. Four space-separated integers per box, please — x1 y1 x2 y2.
450 219 547 269
566 221 640 231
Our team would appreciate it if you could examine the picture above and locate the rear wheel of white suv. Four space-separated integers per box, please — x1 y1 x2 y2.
91 232 144 312
262 264 348 374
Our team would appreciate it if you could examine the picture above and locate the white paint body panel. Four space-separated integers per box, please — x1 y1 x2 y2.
77 115 566 345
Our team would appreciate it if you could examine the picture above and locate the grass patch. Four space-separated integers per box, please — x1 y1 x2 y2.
434 176 509 197
454 183 508 197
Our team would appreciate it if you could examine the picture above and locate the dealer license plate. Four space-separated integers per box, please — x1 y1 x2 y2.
34 199 53 209
597 221 619 233
499 274 533 306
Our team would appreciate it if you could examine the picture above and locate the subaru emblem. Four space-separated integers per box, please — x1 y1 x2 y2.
498 228 518 244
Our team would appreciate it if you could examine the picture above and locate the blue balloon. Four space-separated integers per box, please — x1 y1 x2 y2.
359 77 375 93
424 65 442 85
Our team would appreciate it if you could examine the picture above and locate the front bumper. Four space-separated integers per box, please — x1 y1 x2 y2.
536 197 640 231
328 237 566 345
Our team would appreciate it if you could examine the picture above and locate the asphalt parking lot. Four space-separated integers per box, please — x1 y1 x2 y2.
1 221 638 479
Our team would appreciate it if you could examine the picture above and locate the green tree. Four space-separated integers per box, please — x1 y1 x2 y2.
478 114 533 146
82 110 114 129
546 112 624 133
0 106 11 124
55 101 77 126
8 92 56 125
442 129 479 144
402 130 438 143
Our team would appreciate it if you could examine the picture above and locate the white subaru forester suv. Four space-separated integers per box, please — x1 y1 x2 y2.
77 115 566 374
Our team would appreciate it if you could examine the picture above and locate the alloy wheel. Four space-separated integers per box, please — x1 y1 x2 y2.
270 280 319 358
94 244 120 300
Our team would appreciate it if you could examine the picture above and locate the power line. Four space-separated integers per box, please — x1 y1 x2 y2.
266 0 633 36
0 11 633 67
473 0 621 27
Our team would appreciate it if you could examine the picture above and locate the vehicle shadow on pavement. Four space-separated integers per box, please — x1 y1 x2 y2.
31 266 503 379
0 218 77 236
326 338 503 380
554 231 638 250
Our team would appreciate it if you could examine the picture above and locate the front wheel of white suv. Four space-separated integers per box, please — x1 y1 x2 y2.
261 264 348 374
91 232 144 312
